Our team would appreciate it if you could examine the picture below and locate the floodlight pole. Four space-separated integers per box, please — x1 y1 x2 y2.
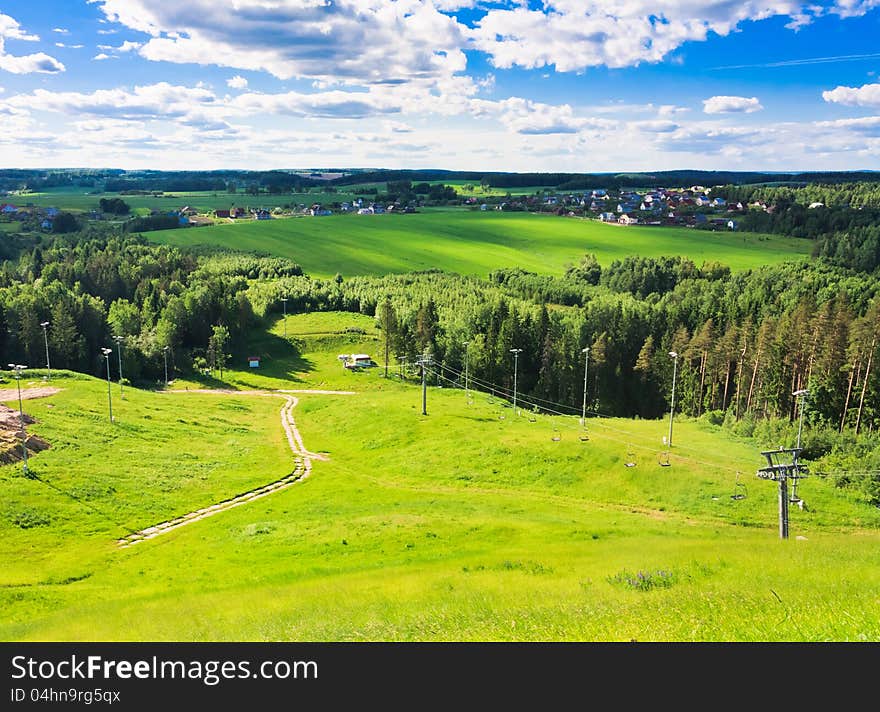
417 352 431 416
163 346 169 386
8 364 28 474
102 348 114 423
464 341 470 401
40 321 50 381
113 335 124 396
792 389 809 501
581 346 590 426
668 351 679 448
510 348 522 413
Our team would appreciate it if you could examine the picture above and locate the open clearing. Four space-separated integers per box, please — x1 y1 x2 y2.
2 313 879 641
150 210 811 277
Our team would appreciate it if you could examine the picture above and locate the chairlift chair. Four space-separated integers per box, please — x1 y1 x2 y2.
625 447 637 467
579 431 590 442
658 450 671 467
528 413 537 423
551 427 561 442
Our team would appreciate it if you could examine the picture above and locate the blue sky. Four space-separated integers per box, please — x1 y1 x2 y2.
1 0 880 171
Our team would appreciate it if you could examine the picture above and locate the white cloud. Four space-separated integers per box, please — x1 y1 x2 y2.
93 0 468 86
232 88 401 119
0 12 65 74
703 95 763 114
823 82 880 108
93 53 112 61
52 28 69 35
469 2 814 72
12 83 220 124
226 75 248 90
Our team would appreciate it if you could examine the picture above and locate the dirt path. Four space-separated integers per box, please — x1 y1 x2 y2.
0 386 61 402
117 389 344 548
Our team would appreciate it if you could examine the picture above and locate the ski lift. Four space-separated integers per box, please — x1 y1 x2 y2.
528 413 537 423
579 430 589 442
625 447 637 467
731 471 747 501
551 427 561 442
658 450 671 467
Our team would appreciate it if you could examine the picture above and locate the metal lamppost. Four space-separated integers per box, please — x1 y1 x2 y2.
793 389 809 450
510 348 523 413
101 348 113 423
8 364 28 474
40 321 50 381
792 388 809 501
667 351 679 448
464 341 470 401
282 297 288 339
113 335 125 396
163 346 169 386
580 346 590 426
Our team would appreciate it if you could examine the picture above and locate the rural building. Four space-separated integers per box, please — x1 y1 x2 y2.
338 354 377 370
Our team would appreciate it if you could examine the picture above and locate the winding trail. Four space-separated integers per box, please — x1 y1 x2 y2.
116 389 352 548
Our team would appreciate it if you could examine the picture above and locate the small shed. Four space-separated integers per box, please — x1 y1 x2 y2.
248 356 261 368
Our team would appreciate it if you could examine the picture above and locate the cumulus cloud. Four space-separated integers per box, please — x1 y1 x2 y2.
226 75 248 90
52 28 69 34
93 53 112 61
823 82 880 108
0 12 65 74
11 82 220 122
232 88 401 119
93 0 468 85
703 95 763 114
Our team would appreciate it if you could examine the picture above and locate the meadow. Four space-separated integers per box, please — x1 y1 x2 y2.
150 210 811 278
2 312 880 642
13 187 364 216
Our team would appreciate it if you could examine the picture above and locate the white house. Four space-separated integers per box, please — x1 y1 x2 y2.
618 214 639 225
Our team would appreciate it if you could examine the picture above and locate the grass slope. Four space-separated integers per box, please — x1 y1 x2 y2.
150 211 812 278
2 313 879 641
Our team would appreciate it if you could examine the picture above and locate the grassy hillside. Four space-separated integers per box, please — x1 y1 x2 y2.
150 211 812 278
2 313 880 642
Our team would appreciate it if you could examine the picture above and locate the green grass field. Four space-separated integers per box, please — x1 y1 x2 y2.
150 211 811 278
2 313 880 641
14 187 365 215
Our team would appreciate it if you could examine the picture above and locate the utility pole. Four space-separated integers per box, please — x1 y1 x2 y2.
667 350 679 448
792 389 809 502
396 354 405 379
8 364 28 475
40 321 50 381
281 297 288 339
113 335 125 397
416 352 431 415
163 346 169 386
757 448 808 539
510 348 522 413
101 348 114 423
581 346 590 426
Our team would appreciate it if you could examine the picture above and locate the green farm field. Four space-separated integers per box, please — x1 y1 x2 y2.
2 313 879 642
150 211 812 278
15 187 365 215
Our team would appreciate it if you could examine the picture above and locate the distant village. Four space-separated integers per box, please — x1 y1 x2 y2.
0 183 792 232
